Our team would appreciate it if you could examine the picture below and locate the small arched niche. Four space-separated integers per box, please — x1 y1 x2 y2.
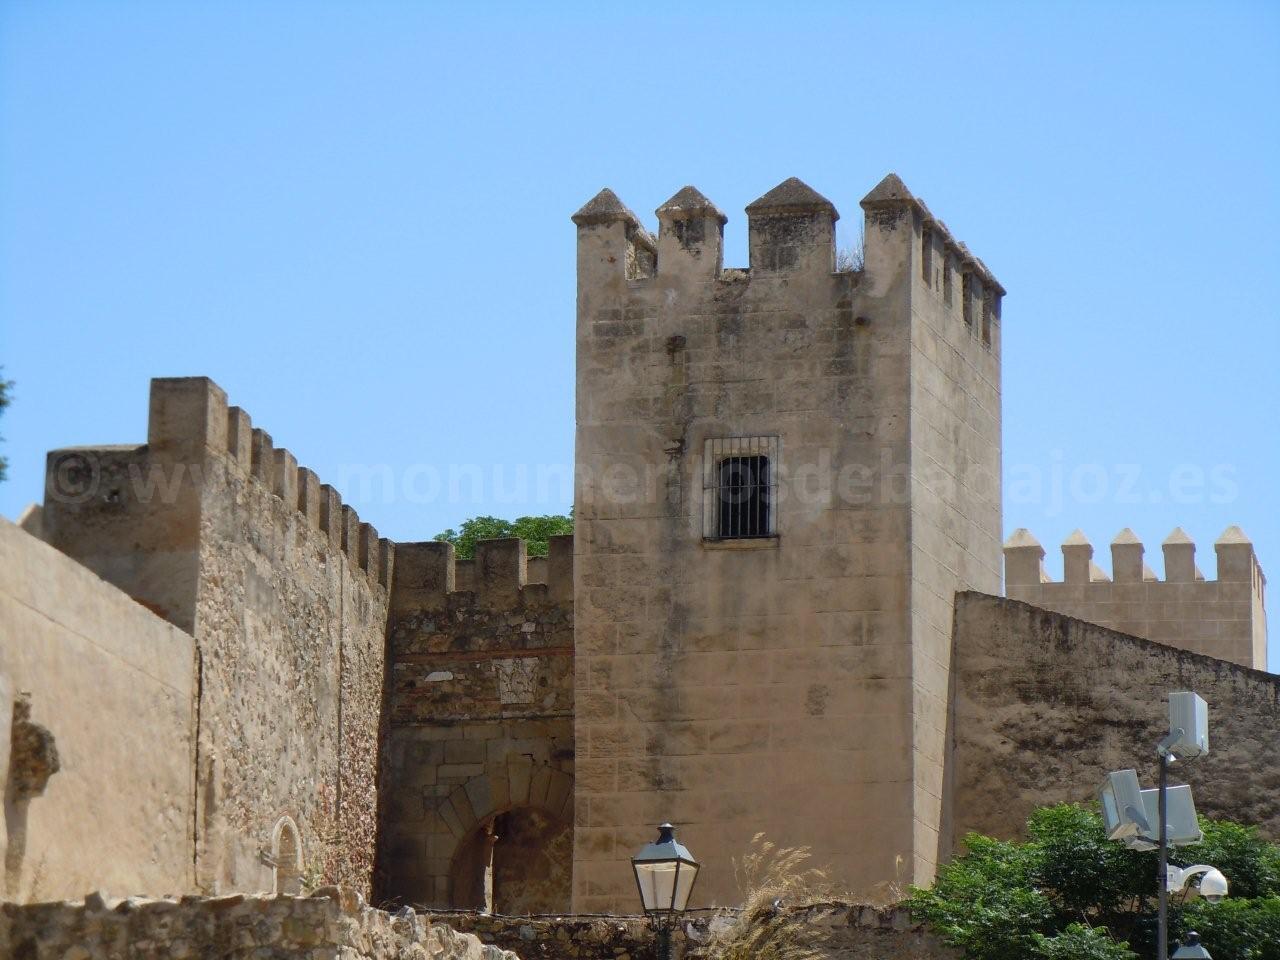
271 816 304 895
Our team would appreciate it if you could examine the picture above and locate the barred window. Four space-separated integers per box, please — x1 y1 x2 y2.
703 437 780 540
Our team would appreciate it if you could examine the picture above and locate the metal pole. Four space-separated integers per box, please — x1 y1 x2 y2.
1158 752 1170 960
657 921 672 960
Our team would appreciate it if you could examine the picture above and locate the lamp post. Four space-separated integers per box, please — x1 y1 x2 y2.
1156 692 1209 960
632 823 700 960
1100 693 1221 960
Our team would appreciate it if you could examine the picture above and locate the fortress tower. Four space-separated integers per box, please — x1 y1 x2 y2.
570 175 1004 909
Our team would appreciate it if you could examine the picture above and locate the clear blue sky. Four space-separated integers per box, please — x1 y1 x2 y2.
2 1 1277 664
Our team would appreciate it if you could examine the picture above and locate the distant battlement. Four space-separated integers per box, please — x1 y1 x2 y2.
1004 526 1267 670
147 377 393 588
572 174 1003 345
390 535 573 613
1004 526 1265 591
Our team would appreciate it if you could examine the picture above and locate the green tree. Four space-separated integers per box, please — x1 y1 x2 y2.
909 804 1280 960
432 512 573 559
0 370 12 483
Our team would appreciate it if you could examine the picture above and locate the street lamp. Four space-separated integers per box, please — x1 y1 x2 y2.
632 823 700 960
1172 931 1212 959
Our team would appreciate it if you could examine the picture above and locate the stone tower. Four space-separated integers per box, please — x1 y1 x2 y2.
570 175 1004 910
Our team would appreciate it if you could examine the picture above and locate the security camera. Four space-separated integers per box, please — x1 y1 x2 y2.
1199 868 1228 904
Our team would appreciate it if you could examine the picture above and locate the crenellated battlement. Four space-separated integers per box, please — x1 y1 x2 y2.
147 377 393 588
390 534 573 613
1003 526 1267 669
572 174 1003 323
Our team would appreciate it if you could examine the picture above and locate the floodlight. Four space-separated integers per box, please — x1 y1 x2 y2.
1099 769 1149 839
1167 692 1209 759
1129 784 1203 848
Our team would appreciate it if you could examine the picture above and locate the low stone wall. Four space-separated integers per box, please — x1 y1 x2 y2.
436 903 954 959
0 889 954 959
0 888 519 960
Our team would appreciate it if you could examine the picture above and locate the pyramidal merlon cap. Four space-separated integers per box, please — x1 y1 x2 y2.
657 186 727 224
1004 528 1044 550
1163 527 1194 545
745 177 838 220
1112 527 1142 545
1215 525 1252 545
572 188 642 228
1063 529 1092 547
860 172 916 208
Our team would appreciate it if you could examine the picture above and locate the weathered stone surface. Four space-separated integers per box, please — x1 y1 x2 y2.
1004 527 1268 669
0 517 197 901
439 903 953 959
571 175 1002 909
0 890 521 959
379 539 574 912
36 378 389 898
950 592 1280 843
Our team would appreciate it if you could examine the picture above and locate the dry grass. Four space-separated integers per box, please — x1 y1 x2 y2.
702 834 849 960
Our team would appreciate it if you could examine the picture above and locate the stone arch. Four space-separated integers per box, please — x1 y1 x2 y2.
436 758 574 912
271 816 304 895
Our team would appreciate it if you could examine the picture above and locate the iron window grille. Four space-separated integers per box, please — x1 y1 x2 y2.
702 437 780 540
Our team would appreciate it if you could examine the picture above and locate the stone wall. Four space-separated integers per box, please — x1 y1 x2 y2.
439 903 954 959
1004 527 1268 670
949 592 1280 844
0 888 518 959
39 377 391 897
570 175 1003 910
379 537 574 911
882 175 1004 878
0 517 197 901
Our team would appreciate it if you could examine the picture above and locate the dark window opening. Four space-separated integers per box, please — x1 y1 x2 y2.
716 455 771 539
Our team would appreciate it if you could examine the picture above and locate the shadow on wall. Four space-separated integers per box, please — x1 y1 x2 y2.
450 807 572 915
3 692 61 899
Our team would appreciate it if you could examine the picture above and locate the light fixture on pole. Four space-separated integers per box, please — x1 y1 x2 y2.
632 823 700 960
1156 692 1210 960
1166 865 1228 903
1172 931 1212 959
1099 693 1224 959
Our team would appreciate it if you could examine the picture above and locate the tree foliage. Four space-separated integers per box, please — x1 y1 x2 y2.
0 369 12 484
909 804 1280 960
432 513 573 559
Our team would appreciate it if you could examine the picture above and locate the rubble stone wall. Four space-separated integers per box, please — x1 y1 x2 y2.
379 538 574 911
949 592 1280 843
38 377 392 898
438 903 954 959
0 889 518 960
